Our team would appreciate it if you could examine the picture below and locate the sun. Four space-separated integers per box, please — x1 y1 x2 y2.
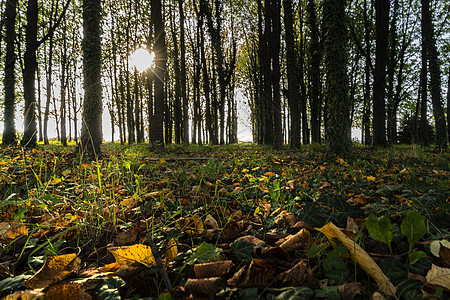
129 49 155 72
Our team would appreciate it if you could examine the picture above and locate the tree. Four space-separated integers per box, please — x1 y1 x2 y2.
21 0 70 148
283 0 300 148
421 0 448 149
80 0 103 154
372 0 390 147
150 0 167 145
306 0 321 143
323 0 351 154
2 0 18 145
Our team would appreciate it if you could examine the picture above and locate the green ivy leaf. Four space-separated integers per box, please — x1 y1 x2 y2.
366 214 393 253
96 277 126 300
230 240 254 262
408 250 427 265
400 210 426 252
315 286 340 300
186 242 223 265
307 244 325 258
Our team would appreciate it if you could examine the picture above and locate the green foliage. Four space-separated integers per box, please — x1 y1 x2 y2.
365 214 393 253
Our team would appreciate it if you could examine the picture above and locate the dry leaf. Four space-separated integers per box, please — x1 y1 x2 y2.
185 277 221 297
45 282 92 300
194 260 233 278
165 238 178 263
280 228 312 253
235 235 265 248
371 291 386 300
426 264 450 290
24 253 81 290
222 220 242 240
317 222 396 296
338 282 366 300
227 259 276 288
204 214 219 229
177 216 205 235
109 244 156 267
275 260 315 287
0 220 28 243
115 226 139 245
4 290 44 300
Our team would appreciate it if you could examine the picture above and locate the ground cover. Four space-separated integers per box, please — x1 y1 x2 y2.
0 144 449 299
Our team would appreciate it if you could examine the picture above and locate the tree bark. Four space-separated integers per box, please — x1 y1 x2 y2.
179 0 189 144
421 0 448 149
150 0 167 145
372 0 390 147
80 0 103 154
324 0 351 154
2 0 18 145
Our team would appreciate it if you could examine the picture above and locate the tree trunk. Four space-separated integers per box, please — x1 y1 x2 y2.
362 0 372 145
2 0 18 145
150 0 166 145
372 0 389 147
271 0 282 149
60 19 68 146
421 0 448 149
170 3 182 144
323 0 351 154
307 0 321 143
80 0 103 154
22 0 39 148
179 0 189 144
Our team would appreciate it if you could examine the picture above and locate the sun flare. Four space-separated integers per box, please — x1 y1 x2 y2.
129 49 155 72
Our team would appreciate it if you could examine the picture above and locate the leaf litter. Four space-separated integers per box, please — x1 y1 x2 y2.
0 144 449 299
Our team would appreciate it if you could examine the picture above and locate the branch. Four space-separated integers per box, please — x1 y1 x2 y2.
38 0 71 47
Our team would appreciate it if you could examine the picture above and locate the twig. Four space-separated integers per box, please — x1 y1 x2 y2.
146 232 173 295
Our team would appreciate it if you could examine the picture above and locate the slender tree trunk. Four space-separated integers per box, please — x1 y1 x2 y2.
80 0 103 154
2 0 18 145
150 0 166 145
362 0 372 145
170 4 182 144
324 0 351 154
179 0 189 144
60 19 68 146
372 0 390 147
421 0 448 149
447 74 450 142
307 0 321 143
22 0 39 148
271 0 282 148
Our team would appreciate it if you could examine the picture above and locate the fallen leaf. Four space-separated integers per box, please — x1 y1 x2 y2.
109 244 156 267
228 258 276 288
185 277 221 297
367 176 376 182
275 260 315 287
426 264 450 290
4 290 44 300
317 222 396 296
204 214 219 230
194 260 233 278
24 253 81 290
338 282 366 300
0 220 28 243
45 282 92 300
165 238 178 263
279 228 312 253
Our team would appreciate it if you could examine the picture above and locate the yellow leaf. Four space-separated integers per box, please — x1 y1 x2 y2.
338 158 347 165
317 222 396 296
367 176 376 182
159 157 166 164
165 238 178 263
426 264 450 290
241 168 249 173
4 290 44 300
47 177 62 185
0 220 28 243
109 244 156 267
62 170 71 177
24 253 80 290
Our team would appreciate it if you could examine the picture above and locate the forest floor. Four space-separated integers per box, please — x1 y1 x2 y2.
0 143 449 299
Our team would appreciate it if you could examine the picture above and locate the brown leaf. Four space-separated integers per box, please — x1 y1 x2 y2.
275 260 315 287
4 290 44 300
222 220 242 240
44 282 92 300
426 264 450 291
235 235 265 248
0 220 28 243
338 282 366 300
279 228 312 253
227 259 276 288
24 253 81 290
115 226 139 246
194 260 233 278
185 277 221 297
